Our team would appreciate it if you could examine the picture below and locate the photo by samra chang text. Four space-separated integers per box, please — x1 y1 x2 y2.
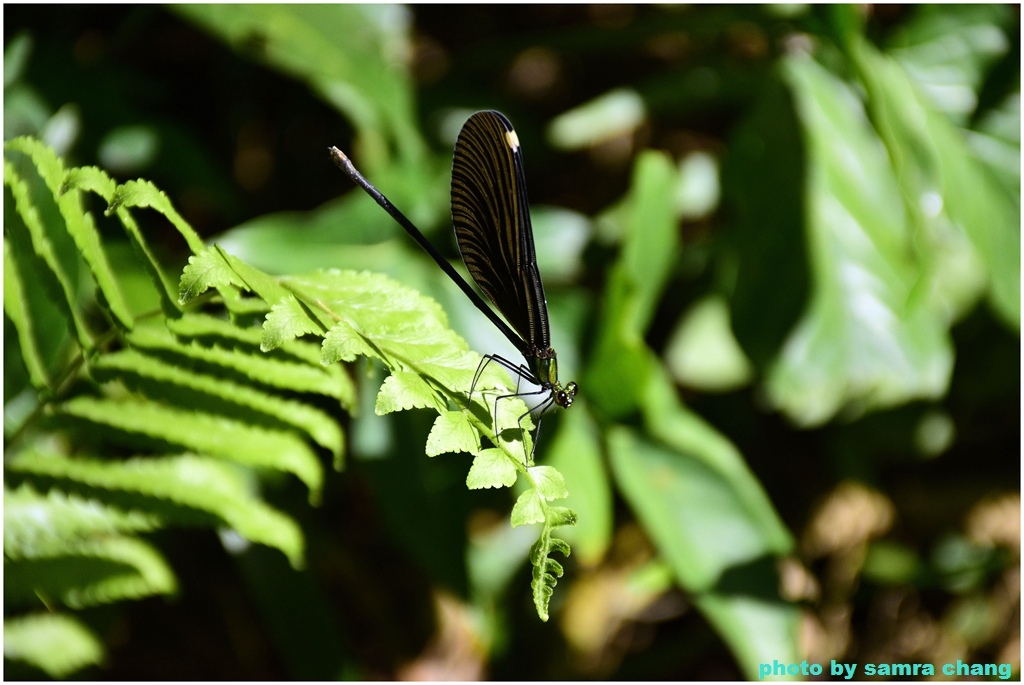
759 659 1015 680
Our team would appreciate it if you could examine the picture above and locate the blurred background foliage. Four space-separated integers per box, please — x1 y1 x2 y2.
4 4 1019 680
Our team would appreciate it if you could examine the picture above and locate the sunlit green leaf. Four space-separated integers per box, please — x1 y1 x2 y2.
528 465 568 501
850 38 1019 331
426 410 480 457
511 488 544 526
587 151 678 417
768 55 955 426
666 294 754 392
466 448 518 490
887 5 1013 124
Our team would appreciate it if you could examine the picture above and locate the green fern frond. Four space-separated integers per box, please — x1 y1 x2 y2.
4 613 105 678
4 484 162 553
107 178 206 254
7 452 305 568
91 348 344 458
4 484 176 609
183 241 579 621
4 240 52 389
66 163 206 317
515 465 575 621
126 322 353 402
4 153 96 351
6 140 135 331
4 137 344 674
53 396 323 501
5 129 573 661
426 410 480 457
529 531 572 623
5 535 177 609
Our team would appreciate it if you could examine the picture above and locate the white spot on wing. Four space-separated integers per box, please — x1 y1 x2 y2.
506 129 520 151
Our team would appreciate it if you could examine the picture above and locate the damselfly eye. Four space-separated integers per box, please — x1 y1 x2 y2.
556 382 578 408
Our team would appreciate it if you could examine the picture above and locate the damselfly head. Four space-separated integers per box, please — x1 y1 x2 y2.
555 381 578 409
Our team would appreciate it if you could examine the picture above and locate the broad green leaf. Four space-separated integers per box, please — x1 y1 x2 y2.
665 294 754 392
674 151 721 220
4 32 33 88
768 55 954 426
7 451 305 568
466 448 518 490
723 72 809 370
587 151 679 417
971 92 1020 200
530 206 591 283
98 124 160 172
610 426 784 592
642 366 792 555
4 613 104 678
617 151 681 313
886 5 1013 124
214 152 446 278
547 88 646 150
850 38 1020 331
608 423 799 678
467 521 541 612
55 396 323 502
692 592 801 681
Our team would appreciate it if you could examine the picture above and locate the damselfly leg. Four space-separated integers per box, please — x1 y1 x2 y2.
469 353 551 465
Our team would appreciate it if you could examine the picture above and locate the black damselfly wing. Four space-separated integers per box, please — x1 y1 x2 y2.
451 111 550 358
